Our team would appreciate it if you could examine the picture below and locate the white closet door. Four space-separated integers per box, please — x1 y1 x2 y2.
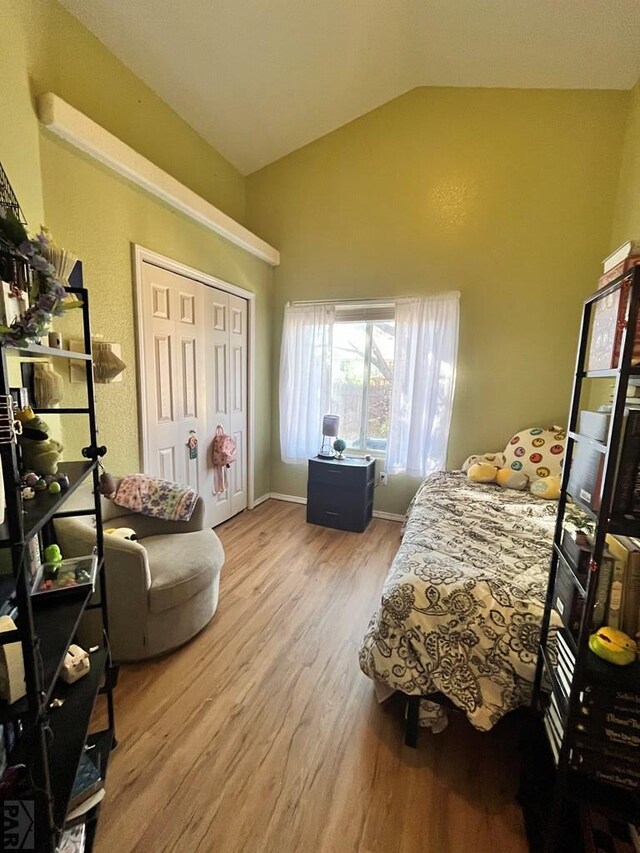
140 263 205 492
204 286 248 527
139 261 248 528
228 294 248 516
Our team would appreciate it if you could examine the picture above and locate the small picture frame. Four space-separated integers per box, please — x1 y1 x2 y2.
9 387 29 409
0 282 28 328
25 535 42 591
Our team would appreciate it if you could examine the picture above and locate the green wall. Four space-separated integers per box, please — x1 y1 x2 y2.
246 87 629 514
611 81 640 247
0 0 273 495
1 0 636 516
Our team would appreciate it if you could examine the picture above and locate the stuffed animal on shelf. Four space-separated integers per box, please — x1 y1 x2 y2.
104 527 137 541
99 471 117 500
589 626 638 666
16 407 63 476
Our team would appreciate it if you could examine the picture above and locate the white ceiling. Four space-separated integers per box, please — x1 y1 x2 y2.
60 0 640 175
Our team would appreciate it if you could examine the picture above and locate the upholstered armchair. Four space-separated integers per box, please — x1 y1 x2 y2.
54 481 224 662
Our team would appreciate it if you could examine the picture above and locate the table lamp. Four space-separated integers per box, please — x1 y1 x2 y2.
319 414 340 458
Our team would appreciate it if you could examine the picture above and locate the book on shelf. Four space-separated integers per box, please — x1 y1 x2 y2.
0 724 6 780
618 537 640 638
594 550 614 628
560 528 592 586
575 703 640 730
587 766 639 792
578 409 610 442
554 561 585 637
604 536 627 630
599 257 640 293
68 750 102 812
609 383 640 403
603 241 640 274
549 691 566 735
568 441 605 512
580 684 640 711
57 821 86 853
580 806 638 853
575 719 640 751
554 648 573 700
557 628 576 668
557 642 575 680
609 411 640 519
571 744 640 788
65 789 105 827
543 713 561 764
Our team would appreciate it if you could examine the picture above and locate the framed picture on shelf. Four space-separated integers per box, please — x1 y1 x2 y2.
8 387 29 410
588 287 621 371
0 282 28 329
25 535 41 592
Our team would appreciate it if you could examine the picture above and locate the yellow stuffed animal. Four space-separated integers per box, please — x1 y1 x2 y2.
467 462 499 483
495 468 529 491
465 456 559 499
529 475 561 500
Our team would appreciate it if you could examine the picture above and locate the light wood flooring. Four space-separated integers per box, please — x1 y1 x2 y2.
93 499 528 853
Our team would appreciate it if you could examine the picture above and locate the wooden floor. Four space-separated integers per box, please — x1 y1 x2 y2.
93 499 528 853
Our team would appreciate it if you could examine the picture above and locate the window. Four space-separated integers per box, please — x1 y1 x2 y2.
279 293 459 475
331 305 395 454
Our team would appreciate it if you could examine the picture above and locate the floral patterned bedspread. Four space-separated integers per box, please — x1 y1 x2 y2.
359 471 557 731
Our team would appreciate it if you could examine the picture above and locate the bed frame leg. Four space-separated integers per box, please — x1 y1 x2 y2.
405 695 420 748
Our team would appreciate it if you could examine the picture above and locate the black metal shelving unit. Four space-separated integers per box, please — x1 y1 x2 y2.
529 266 640 850
0 274 117 852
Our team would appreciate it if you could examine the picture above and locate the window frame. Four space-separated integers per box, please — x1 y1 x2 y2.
332 302 395 458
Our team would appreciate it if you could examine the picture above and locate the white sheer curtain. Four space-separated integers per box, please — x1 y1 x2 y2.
387 293 460 478
279 303 335 463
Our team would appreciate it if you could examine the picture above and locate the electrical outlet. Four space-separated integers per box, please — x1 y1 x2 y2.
379 471 388 486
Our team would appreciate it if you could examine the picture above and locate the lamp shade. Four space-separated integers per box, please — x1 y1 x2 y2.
322 414 340 437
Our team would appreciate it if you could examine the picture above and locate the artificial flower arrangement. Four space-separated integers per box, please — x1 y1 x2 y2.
0 208 79 347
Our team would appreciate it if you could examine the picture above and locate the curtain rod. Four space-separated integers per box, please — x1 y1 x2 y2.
285 291 460 308
286 297 396 307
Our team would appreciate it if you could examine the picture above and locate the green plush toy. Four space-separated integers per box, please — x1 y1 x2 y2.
17 408 63 476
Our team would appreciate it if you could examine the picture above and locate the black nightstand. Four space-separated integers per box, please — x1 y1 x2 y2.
306 456 376 532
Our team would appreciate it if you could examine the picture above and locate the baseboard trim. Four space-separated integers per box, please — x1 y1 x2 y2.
252 493 271 508
269 492 307 505
265 492 404 522
372 510 405 522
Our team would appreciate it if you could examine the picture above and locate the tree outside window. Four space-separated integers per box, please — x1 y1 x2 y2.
331 319 395 452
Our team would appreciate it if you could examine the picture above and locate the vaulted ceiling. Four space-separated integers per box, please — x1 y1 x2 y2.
60 0 640 175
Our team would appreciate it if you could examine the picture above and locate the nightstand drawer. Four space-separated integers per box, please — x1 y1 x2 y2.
306 501 368 532
308 460 367 488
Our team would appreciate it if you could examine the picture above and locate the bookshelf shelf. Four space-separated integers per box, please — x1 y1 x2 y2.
530 265 640 850
0 270 117 852
567 431 607 454
4 342 91 361
554 543 587 597
0 460 97 547
564 488 598 523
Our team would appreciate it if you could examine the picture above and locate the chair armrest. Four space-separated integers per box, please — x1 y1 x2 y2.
54 517 152 590
106 494 207 537
55 516 153 661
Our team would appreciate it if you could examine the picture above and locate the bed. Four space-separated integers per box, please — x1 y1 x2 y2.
359 470 558 733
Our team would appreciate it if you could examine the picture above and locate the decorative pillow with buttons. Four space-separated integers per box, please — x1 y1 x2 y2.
502 425 566 482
